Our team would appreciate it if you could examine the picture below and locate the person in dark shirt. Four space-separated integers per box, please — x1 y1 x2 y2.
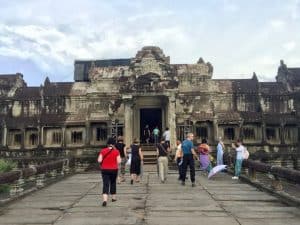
115 136 127 183
156 139 170 183
181 133 198 187
130 138 144 184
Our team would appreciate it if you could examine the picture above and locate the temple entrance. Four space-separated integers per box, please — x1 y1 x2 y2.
140 108 162 143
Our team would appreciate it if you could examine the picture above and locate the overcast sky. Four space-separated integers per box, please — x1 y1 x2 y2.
0 0 299 86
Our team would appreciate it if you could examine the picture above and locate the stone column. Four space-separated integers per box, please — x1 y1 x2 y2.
3 123 7 146
123 95 133 147
21 128 25 149
85 121 91 146
62 126 66 148
213 117 219 143
168 93 177 149
280 122 285 144
262 122 266 144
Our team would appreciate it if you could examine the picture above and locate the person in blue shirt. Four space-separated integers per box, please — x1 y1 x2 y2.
181 133 198 187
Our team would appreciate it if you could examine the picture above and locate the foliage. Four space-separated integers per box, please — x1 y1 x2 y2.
0 159 17 193
0 159 16 173
0 184 10 193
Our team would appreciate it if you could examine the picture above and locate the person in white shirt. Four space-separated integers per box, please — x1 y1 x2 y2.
162 127 171 147
231 139 246 179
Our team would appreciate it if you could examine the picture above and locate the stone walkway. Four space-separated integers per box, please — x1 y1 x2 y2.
0 171 299 225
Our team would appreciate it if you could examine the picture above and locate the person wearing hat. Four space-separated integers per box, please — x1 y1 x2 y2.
98 137 121 207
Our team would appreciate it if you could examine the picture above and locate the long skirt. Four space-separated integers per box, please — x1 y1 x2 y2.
200 154 211 172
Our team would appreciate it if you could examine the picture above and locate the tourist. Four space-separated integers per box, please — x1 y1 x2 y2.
115 136 127 183
156 138 170 183
174 140 183 181
143 125 151 144
198 139 212 173
232 139 246 179
181 133 198 187
98 137 121 207
130 138 144 184
162 127 171 147
153 126 160 144
217 137 225 166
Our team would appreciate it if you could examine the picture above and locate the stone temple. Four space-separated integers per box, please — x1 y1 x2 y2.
0 46 299 166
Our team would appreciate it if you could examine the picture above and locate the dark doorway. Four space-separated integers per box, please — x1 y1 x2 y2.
140 108 162 143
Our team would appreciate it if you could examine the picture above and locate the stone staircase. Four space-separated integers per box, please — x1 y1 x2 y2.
141 144 177 168
141 144 157 164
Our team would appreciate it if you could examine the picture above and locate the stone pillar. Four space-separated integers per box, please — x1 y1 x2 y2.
85 121 91 145
280 122 285 144
21 128 25 149
38 125 43 146
262 122 266 144
213 117 219 143
123 95 133 147
168 93 176 149
62 126 66 147
3 123 7 146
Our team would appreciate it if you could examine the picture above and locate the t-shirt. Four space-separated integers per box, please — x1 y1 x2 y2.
157 143 169 157
99 147 119 170
153 128 159 136
163 130 170 141
236 145 245 160
115 142 126 158
181 139 194 155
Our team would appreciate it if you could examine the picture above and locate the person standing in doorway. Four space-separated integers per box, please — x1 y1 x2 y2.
232 139 246 179
98 137 121 207
153 126 160 145
115 136 127 183
162 127 171 147
156 139 170 183
143 125 151 144
181 133 198 187
217 137 225 166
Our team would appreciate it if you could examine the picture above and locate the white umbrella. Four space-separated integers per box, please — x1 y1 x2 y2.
208 165 227 179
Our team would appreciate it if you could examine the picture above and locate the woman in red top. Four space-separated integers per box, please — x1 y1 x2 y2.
98 137 121 207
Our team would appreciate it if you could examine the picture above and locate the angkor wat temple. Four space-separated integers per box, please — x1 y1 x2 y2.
0 46 299 167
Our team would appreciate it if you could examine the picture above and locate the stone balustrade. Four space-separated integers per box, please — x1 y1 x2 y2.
0 159 75 202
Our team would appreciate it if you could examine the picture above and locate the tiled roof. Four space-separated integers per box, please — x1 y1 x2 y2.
259 82 286 95
15 87 41 99
217 111 241 123
43 82 73 96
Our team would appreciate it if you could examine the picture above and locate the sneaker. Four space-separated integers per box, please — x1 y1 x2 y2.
181 181 185 186
232 176 239 180
102 201 107 207
112 199 117 202
130 180 133 185
192 183 196 187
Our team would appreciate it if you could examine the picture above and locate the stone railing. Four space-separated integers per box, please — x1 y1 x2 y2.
223 154 300 205
0 158 75 204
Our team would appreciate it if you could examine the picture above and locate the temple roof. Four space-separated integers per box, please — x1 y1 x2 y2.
43 82 73 96
14 87 41 100
259 82 287 95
